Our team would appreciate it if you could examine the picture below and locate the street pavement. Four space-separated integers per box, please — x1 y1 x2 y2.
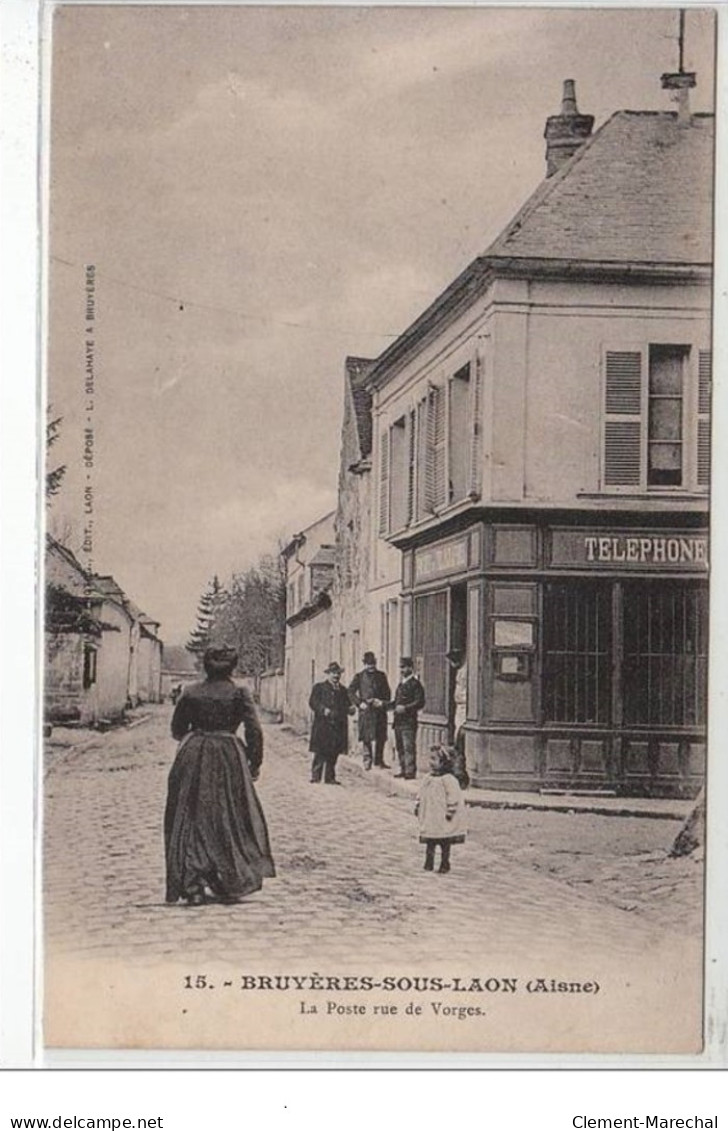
43 706 703 969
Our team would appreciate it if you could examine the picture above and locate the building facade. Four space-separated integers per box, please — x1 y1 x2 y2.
45 537 164 725
282 511 336 732
366 83 711 797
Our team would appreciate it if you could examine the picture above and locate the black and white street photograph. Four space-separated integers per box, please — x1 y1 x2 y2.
41 4 715 1054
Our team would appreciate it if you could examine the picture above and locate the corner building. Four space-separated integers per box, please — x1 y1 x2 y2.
368 83 712 797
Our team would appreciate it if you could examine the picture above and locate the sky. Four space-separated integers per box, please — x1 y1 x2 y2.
46 4 716 644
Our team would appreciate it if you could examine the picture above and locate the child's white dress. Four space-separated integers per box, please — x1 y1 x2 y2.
417 772 467 843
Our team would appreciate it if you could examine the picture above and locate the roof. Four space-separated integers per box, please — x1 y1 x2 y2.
368 108 714 388
282 510 336 560
485 111 713 266
46 535 88 581
91 574 125 600
345 356 375 460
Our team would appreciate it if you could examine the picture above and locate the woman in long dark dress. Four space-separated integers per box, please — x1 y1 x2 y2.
164 646 275 905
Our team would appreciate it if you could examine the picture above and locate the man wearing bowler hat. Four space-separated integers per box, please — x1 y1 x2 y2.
308 662 355 784
390 657 426 780
349 652 392 771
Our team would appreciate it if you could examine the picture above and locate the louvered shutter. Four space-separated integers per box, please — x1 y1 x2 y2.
425 385 446 510
603 350 643 488
406 409 416 525
424 390 437 511
468 352 484 498
697 349 711 488
378 428 390 535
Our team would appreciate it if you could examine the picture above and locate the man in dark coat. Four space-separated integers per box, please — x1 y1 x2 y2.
390 657 426 780
308 662 354 785
348 651 392 770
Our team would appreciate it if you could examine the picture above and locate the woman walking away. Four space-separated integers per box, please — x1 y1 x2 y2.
165 646 275 906
415 747 467 874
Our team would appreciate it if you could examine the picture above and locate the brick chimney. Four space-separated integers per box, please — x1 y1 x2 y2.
544 80 594 177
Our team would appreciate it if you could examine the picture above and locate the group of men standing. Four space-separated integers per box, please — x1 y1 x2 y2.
308 650 469 789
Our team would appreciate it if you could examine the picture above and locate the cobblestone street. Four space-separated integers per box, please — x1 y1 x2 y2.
44 707 703 968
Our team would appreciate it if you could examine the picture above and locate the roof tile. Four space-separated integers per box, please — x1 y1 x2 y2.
485 111 713 265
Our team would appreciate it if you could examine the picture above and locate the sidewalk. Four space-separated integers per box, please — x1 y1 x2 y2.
278 724 693 821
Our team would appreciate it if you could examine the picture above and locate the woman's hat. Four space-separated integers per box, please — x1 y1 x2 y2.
325 661 344 674
204 645 238 667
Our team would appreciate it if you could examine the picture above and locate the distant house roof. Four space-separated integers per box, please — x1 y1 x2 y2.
369 109 714 388
91 574 125 600
281 510 336 560
345 356 375 461
484 111 713 266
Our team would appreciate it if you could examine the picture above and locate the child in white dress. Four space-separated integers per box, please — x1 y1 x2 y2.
415 747 467 873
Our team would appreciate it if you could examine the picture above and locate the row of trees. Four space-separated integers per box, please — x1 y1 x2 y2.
186 554 286 683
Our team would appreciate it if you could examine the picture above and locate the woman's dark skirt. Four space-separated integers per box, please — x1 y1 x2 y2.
164 732 275 903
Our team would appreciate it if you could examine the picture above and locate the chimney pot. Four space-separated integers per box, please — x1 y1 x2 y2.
561 78 578 116
661 70 696 126
544 79 594 177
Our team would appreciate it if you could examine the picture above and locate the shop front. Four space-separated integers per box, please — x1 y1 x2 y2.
400 519 708 797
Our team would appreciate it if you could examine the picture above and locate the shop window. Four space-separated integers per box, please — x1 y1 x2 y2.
413 590 448 717
602 345 710 492
623 582 708 727
543 582 611 724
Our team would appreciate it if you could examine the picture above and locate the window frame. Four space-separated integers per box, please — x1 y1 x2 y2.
600 341 709 494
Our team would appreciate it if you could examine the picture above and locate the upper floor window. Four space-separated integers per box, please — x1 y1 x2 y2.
603 345 710 492
379 355 483 536
448 364 471 503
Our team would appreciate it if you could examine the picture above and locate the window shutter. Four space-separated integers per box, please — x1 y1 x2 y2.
468 352 483 498
406 409 416 525
697 349 711 488
378 428 390 535
603 350 643 487
425 385 446 510
415 398 428 520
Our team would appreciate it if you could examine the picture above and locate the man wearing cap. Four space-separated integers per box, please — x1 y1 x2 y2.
446 649 470 790
390 657 426 780
348 652 392 771
308 662 355 785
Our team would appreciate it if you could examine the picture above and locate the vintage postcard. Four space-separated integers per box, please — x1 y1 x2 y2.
42 3 720 1056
